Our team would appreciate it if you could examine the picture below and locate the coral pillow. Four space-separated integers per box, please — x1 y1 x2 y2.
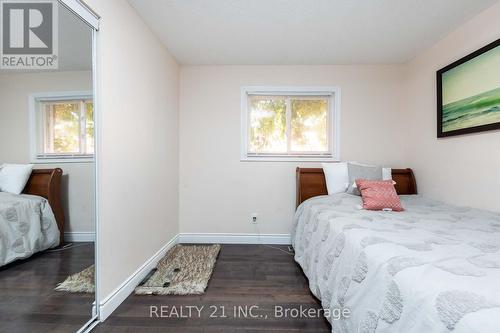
355 179 404 212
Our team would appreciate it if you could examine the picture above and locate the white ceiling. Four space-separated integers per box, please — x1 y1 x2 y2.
0 3 92 73
128 0 498 65
57 2 92 71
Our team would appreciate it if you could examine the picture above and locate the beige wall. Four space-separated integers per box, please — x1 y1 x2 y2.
179 3 500 236
405 2 500 212
179 65 407 234
85 0 180 301
0 71 94 234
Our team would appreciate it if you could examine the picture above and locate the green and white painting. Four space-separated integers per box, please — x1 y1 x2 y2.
440 41 500 136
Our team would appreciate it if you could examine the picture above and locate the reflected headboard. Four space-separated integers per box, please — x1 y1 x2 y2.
22 168 65 245
296 167 417 208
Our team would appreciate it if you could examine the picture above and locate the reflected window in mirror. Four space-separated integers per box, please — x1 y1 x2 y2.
31 92 94 162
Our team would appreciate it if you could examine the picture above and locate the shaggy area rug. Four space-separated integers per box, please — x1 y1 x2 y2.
55 244 220 295
55 265 95 293
135 244 220 295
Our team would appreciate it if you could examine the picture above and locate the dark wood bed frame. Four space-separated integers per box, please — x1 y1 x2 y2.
22 168 65 245
296 167 417 208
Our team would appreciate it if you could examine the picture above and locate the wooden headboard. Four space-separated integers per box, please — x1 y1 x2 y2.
22 168 65 245
296 167 417 208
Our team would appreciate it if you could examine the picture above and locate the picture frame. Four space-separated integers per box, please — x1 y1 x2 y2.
437 38 500 138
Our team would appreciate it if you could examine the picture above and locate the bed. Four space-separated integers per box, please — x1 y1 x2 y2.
293 167 500 333
0 168 64 267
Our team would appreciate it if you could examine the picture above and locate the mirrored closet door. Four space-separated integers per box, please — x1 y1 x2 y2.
0 1 98 331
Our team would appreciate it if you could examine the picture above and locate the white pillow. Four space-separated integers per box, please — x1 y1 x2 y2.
322 162 349 194
382 168 392 180
0 164 34 194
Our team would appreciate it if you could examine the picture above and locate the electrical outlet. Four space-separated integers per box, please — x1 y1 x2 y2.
251 213 258 224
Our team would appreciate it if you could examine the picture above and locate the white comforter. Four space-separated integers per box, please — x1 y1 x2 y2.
0 192 60 266
292 194 500 333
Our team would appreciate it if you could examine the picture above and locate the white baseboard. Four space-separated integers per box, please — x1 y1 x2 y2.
178 233 291 245
64 232 95 242
99 234 179 321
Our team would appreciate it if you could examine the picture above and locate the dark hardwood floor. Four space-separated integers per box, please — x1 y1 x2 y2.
0 243 95 333
95 244 331 333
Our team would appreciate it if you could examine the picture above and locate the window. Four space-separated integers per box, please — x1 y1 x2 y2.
30 92 94 162
241 87 340 161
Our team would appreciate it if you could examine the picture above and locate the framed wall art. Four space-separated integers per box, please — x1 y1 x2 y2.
437 38 500 137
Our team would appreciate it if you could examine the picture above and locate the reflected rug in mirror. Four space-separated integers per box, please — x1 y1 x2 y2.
55 265 95 293
55 244 220 295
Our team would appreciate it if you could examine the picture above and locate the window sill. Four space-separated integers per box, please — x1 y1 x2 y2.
241 155 339 162
31 157 95 164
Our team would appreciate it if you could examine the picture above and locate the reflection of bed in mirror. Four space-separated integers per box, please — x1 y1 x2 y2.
0 168 64 267
23 168 65 241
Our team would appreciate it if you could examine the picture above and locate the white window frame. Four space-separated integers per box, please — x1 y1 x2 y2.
241 86 341 162
29 91 94 163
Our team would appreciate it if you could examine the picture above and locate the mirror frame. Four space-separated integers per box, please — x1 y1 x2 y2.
57 1 100 332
